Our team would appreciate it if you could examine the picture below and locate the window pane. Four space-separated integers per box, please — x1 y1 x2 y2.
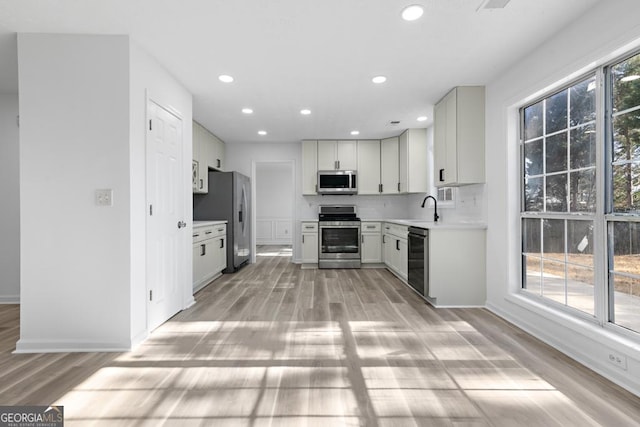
612 112 640 163
543 219 565 262
524 140 543 176
523 256 542 295
567 266 595 315
611 221 640 275
522 218 541 255
524 176 543 211
546 90 568 134
567 220 594 268
570 169 596 212
546 133 568 173
570 124 596 169
546 174 567 212
612 53 640 113
570 76 596 127
610 274 640 333
542 260 566 305
524 101 543 141
612 162 640 213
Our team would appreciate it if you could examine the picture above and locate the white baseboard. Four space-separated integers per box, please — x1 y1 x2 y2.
14 338 132 353
0 295 20 304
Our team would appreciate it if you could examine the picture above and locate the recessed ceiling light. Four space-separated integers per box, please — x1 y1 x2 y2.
401 5 424 21
621 75 640 82
351 130 360 136
372 76 387 84
242 108 253 114
300 109 311 115
218 75 234 83
258 130 267 136
417 116 428 122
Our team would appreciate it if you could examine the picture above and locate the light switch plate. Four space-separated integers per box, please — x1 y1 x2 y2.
95 189 113 206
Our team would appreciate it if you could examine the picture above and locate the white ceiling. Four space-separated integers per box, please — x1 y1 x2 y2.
0 0 600 144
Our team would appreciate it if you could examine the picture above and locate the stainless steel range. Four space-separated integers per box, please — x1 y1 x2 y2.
318 205 361 269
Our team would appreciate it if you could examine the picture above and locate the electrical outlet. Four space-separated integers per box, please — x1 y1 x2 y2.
95 189 113 207
607 352 627 370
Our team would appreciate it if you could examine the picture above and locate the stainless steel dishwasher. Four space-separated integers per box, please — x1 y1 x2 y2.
408 226 429 297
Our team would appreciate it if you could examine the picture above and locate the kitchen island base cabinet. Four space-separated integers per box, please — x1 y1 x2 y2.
427 228 485 307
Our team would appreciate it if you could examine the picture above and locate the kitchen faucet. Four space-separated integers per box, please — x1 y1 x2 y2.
421 195 439 222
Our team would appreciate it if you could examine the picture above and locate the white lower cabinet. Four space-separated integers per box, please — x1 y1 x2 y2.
428 228 486 306
383 223 408 281
361 221 382 263
301 221 318 263
192 223 227 293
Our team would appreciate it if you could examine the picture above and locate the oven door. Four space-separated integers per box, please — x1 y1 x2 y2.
318 221 361 268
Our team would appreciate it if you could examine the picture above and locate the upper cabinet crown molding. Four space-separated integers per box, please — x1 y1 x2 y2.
433 86 485 187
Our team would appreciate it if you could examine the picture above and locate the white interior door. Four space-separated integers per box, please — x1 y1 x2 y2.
146 99 185 332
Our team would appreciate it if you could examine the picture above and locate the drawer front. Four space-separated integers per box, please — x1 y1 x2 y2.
212 224 226 238
193 226 215 243
384 222 408 239
301 222 318 232
361 222 381 233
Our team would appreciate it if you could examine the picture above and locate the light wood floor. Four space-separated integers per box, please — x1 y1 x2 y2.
1 244 639 426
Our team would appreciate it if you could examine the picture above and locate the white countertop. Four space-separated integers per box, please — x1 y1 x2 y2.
193 220 227 228
382 219 487 230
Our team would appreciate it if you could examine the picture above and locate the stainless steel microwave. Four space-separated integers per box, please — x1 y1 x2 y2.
317 170 357 195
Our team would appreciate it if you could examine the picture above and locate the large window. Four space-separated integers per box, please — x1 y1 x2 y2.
520 51 640 335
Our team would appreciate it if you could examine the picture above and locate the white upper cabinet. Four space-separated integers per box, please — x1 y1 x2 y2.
357 140 381 195
193 120 226 194
302 140 318 195
318 140 357 170
433 86 485 187
380 136 399 194
399 128 428 194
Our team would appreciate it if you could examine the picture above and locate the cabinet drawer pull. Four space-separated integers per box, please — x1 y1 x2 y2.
366 225 375 229
193 233 200 238
205 231 212 235
217 228 224 232
305 225 314 229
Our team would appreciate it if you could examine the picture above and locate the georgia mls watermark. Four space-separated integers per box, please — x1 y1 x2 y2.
0 406 63 427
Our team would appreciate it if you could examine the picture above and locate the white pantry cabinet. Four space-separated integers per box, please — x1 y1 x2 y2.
357 140 381 195
300 221 318 263
433 86 485 187
318 140 357 170
380 137 400 194
361 221 382 263
302 140 318 195
399 128 428 194
383 222 408 281
192 222 227 293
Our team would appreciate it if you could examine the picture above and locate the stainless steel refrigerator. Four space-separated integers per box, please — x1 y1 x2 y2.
193 171 251 273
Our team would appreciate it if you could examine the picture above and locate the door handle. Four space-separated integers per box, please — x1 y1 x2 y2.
178 221 187 229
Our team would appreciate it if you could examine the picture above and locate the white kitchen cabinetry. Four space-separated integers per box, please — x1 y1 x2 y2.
192 222 227 293
193 121 226 194
361 221 382 263
357 140 381 195
383 222 408 281
317 140 357 170
302 140 318 195
433 86 485 187
300 221 318 264
428 228 486 306
399 128 428 193
380 137 400 194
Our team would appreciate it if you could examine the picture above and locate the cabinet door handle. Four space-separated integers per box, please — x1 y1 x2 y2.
379 183 382 193
383 235 386 244
396 240 400 251
337 160 340 169
361 235 364 244
217 158 221 168
220 239 224 249
200 179 203 189
397 182 401 192
439 168 445 182
302 235 305 244
200 244 206 256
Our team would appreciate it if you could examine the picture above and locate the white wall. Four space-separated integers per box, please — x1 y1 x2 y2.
485 0 640 395
129 42 193 346
17 34 131 351
0 93 20 303
256 162 293 245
